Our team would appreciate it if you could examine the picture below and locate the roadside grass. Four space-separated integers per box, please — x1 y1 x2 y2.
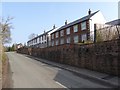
2 51 7 64
2 48 9 88
1 46 9 64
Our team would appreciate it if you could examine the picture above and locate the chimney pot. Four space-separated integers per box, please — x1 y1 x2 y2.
53 24 55 29
65 20 67 25
88 9 91 15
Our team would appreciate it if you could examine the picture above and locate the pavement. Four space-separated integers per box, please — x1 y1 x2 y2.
26 54 120 88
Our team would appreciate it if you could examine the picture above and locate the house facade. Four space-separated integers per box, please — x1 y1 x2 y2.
16 43 23 49
27 10 106 48
50 10 106 46
27 25 58 48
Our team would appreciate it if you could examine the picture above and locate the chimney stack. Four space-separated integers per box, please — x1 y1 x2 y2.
65 20 67 25
53 24 56 29
44 30 45 33
88 9 91 15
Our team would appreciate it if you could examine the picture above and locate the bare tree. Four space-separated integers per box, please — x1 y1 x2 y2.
0 16 13 44
95 24 120 42
28 33 37 40
0 17 13 88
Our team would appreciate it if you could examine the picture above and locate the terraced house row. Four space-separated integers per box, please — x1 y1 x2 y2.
27 10 106 48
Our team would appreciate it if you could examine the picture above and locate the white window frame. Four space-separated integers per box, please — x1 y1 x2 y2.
81 21 86 30
73 25 78 32
37 37 39 44
49 41 51 46
66 28 70 35
39 37 41 43
60 38 64 44
43 35 45 41
52 34 54 39
81 34 87 42
56 32 59 38
74 35 78 43
52 40 54 46
60 30 64 37
66 37 71 43
56 40 59 45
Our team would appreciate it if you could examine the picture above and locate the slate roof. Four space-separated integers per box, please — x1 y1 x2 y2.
28 10 100 42
55 10 100 32
106 19 120 25
28 28 57 42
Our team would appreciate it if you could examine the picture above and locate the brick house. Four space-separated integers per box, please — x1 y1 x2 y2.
16 43 23 49
27 25 58 48
51 10 106 46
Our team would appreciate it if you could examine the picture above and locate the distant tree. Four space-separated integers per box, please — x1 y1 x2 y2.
6 44 16 52
11 44 15 51
8 46 12 52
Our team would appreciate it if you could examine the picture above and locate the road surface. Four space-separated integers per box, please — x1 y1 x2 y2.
6 52 110 88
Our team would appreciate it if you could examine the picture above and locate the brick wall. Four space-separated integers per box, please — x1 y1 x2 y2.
17 39 120 76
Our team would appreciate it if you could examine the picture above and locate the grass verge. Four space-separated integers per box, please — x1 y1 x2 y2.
2 51 9 88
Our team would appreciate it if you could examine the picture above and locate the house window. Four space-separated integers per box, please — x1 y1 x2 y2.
74 35 78 43
49 41 51 46
36 38 37 44
36 39 37 43
60 30 64 37
37 38 39 43
52 41 54 46
39 37 41 42
48 36 51 41
33 40 34 44
32 40 33 44
66 37 71 43
52 34 54 39
81 21 86 30
74 25 78 32
66 28 70 35
56 32 58 38
31 41 33 45
56 40 59 45
81 34 87 42
43 35 45 40
45 35 47 40
60 38 64 44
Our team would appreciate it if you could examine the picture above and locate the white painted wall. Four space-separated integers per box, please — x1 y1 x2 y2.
89 11 106 41
90 11 106 32
47 27 59 46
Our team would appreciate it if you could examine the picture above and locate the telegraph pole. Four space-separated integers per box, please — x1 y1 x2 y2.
94 24 97 43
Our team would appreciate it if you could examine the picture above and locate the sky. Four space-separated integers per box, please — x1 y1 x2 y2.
1 2 119 46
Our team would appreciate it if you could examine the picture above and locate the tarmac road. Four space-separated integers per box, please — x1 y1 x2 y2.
6 52 111 88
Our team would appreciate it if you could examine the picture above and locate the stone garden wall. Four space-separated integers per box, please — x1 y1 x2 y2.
17 39 120 76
